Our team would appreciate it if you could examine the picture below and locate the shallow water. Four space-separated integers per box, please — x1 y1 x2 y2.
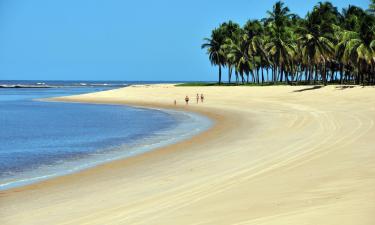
0 83 211 190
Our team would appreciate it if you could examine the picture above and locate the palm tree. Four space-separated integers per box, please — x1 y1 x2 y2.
202 28 226 84
224 33 252 84
244 20 267 83
368 0 375 15
201 0 375 86
264 1 295 84
340 15 375 85
336 6 367 83
342 5 366 32
298 7 335 85
220 21 242 83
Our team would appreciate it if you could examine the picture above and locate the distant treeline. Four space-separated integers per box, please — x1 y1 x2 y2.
202 1 375 85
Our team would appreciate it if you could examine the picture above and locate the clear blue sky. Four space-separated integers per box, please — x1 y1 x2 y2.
0 0 369 81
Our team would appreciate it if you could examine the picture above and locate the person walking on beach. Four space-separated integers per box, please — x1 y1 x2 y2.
174 100 177 106
196 93 199 104
200 94 204 103
185 95 189 105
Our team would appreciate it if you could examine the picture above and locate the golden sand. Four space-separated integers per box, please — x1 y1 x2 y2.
1 84 375 225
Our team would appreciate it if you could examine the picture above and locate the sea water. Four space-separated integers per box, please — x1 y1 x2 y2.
0 81 212 190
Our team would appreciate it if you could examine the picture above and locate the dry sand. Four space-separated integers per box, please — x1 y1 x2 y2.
1 84 375 225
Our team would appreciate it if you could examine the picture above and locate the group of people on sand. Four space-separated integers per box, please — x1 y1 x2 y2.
174 93 204 105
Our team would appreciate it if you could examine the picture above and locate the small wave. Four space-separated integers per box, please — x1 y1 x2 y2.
91 83 109 86
0 173 57 190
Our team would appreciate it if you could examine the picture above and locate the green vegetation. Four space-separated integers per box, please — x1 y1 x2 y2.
175 82 218 86
202 1 375 86
176 82 297 86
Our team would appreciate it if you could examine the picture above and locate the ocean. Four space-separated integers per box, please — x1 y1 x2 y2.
0 81 212 190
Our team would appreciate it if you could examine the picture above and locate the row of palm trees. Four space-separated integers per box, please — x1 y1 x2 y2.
202 1 375 85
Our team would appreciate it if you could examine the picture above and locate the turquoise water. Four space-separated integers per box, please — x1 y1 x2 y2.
0 82 211 190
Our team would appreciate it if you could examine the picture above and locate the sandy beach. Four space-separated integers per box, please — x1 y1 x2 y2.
1 84 375 225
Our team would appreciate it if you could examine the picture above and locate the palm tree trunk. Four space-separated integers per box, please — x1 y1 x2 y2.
227 65 231 84
307 65 312 84
228 67 232 84
322 62 327 86
279 63 284 83
340 64 344 84
261 67 264 84
330 64 335 83
219 65 222 84
314 64 318 85
372 64 375 85
240 72 245 84
273 66 277 84
229 66 233 84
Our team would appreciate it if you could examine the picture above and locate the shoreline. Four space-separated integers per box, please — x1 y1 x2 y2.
0 86 230 193
0 103 213 191
1 84 375 225
0 95 216 192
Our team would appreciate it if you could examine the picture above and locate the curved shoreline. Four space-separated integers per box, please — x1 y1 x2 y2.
0 102 213 191
1 84 375 225
0 87 232 194
0 96 216 192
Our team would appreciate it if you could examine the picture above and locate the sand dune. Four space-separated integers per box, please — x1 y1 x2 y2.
1 84 375 225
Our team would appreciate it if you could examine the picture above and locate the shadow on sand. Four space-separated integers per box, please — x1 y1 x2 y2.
293 86 323 92
335 85 356 90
